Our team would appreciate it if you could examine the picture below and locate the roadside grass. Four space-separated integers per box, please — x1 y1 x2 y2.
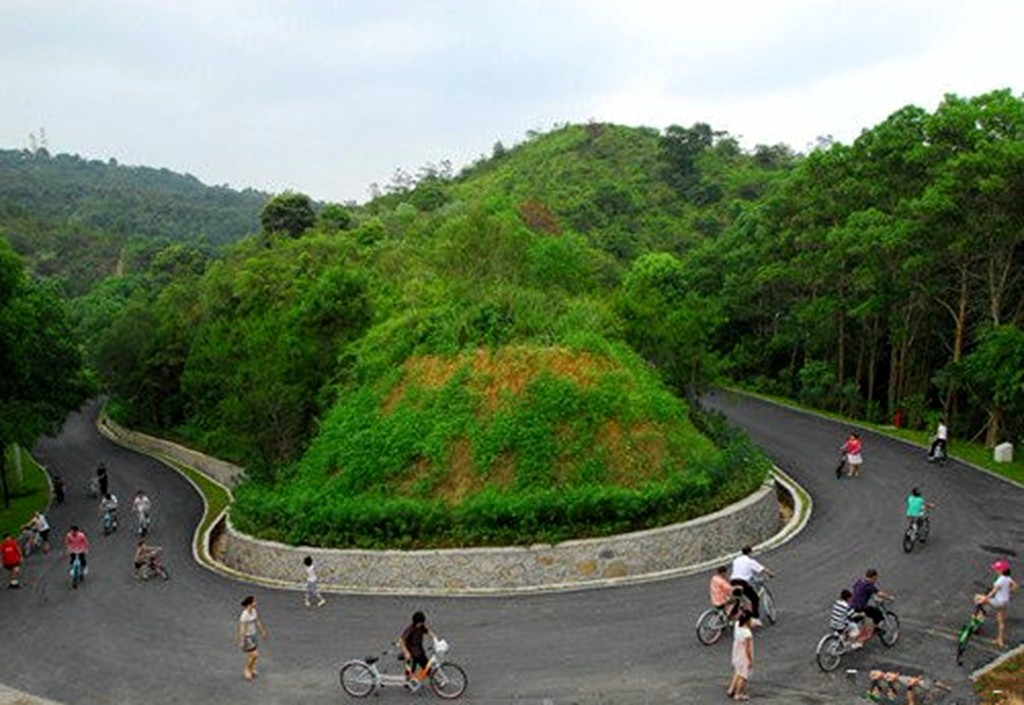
0 445 49 538
729 388 1024 484
975 656 1024 704
151 454 231 552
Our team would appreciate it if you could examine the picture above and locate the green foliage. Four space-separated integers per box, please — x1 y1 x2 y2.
232 344 767 548
260 192 316 238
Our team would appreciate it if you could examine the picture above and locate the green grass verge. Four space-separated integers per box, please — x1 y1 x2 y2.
730 387 1024 484
157 455 231 549
0 446 50 538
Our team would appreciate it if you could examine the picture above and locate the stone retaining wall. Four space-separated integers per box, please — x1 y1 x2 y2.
98 415 245 488
215 481 781 594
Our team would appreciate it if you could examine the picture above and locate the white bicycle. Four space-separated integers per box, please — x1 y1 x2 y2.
340 639 467 699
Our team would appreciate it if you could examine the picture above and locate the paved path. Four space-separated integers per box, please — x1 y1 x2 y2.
1 394 1019 704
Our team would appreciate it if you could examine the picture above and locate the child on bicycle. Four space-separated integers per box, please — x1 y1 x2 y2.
828 589 859 643
905 488 935 527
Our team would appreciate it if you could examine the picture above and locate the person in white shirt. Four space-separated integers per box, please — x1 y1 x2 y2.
928 418 948 461
981 561 1019 648
730 546 774 623
132 490 152 536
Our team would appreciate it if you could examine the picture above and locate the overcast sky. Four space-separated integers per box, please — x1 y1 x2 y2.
2 1 1021 204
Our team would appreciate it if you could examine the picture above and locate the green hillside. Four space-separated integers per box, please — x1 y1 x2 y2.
18 87 1023 549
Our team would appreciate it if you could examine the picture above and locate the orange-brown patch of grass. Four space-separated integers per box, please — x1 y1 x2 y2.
381 356 464 413
488 450 517 491
433 438 480 505
598 420 668 487
396 456 432 495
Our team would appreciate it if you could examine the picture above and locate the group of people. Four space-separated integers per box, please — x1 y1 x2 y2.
707 546 774 701
3 461 164 590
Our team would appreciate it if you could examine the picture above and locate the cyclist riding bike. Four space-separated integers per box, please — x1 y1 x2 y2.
100 492 119 530
905 488 935 528
64 525 90 576
850 568 894 645
132 490 152 535
730 545 774 624
133 539 164 572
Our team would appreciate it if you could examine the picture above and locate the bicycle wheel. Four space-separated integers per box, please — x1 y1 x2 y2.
430 661 467 699
815 633 844 672
695 608 727 645
902 525 916 553
761 587 777 624
879 610 900 647
70 561 81 589
918 517 930 543
339 661 375 697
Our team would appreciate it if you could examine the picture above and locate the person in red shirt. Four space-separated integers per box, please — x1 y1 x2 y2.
1 534 23 588
64 525 90 576
841 432 864 478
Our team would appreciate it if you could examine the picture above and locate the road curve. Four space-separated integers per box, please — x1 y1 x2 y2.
1 393 1020 704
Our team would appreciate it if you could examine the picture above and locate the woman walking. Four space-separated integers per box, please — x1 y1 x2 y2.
238 595 270 680
727 611 754 700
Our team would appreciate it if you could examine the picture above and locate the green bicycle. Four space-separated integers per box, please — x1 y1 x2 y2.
955 601 987 665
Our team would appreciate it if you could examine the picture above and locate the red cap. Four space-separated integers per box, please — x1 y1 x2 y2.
991 559 1011 572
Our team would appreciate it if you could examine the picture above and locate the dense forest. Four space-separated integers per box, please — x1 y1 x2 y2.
0 149 268 294
4 88 1022 547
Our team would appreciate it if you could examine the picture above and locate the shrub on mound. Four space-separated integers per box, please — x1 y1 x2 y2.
231 343 768 548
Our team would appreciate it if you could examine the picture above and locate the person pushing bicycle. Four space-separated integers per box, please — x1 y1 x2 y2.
399 611 441 683
905 488 935 527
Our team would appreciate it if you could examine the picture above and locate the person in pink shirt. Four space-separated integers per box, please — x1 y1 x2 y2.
841 432 864 477
710 566 735 612
64 525 90 575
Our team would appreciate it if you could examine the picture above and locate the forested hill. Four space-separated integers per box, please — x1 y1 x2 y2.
0 148 267 292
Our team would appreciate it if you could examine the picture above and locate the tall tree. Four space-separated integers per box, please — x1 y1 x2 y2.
260 192 315 239
0 238 89 506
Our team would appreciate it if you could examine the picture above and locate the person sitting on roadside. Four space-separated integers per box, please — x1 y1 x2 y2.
865 669 949 705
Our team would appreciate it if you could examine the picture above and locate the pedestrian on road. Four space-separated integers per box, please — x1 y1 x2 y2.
841 432 864 477
1 534 23 588
303 555 326 608
96 462 109 496
727 611 753 701
980 560 1018 649
239 595 270 681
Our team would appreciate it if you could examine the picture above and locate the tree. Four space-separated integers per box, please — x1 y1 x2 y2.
260 192 315 238
0 238 90 506
960 325 1024 447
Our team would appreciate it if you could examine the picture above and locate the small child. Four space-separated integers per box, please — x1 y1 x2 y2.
829 589 858 643
303 555 326 608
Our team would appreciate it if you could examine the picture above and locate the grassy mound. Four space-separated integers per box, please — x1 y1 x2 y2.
232 342 768 548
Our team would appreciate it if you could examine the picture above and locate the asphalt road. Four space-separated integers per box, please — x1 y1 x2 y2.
1 393 1020 704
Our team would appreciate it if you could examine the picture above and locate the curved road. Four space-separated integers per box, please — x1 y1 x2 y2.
2 393 1020 704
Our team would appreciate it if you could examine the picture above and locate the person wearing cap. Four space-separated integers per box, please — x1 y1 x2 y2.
980 560 1018 648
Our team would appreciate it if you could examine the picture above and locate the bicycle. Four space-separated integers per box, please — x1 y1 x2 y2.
340 639 468 699
102 509 118 536
695 575 777 645
955 600 988 665
133 549 168 582
69 553 84 589
20 527 42 558
815 597 900 672
902 515 931 553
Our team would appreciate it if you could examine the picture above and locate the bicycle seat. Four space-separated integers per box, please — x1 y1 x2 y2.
365 656 379 665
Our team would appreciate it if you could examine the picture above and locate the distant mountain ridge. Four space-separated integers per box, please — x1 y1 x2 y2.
0 148 269 291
